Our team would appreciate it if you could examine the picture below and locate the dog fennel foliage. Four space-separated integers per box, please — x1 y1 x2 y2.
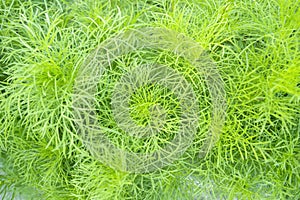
0 0 299 199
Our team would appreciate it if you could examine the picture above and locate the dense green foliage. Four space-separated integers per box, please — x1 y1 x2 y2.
0 0 299 199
